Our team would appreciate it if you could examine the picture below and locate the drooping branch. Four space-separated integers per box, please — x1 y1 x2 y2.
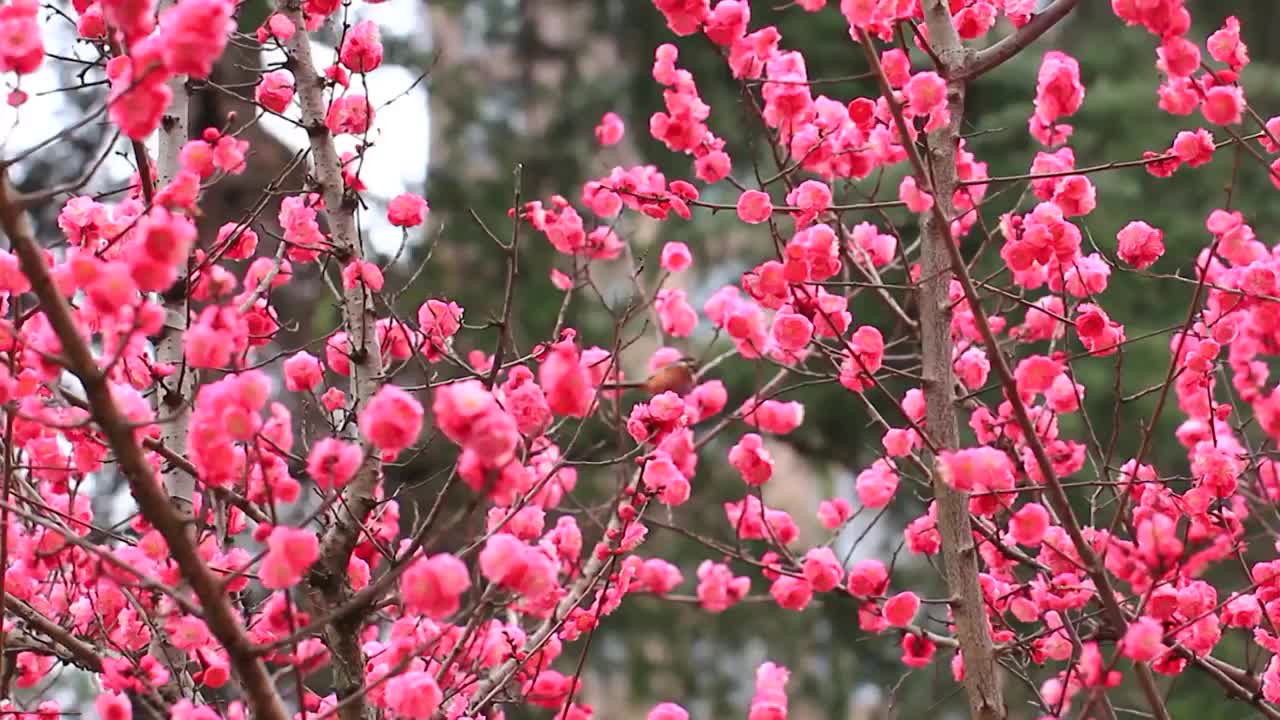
0 170 289 720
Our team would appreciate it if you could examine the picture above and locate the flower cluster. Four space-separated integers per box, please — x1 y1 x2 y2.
14 1 1280 720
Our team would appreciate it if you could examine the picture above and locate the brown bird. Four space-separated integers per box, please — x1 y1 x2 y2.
601 357 698 397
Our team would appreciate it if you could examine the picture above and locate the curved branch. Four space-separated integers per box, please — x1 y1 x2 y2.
961 0 1080 81
0 171 288 720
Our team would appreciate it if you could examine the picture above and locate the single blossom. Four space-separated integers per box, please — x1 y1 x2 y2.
736 190 773 224
388 192 429 227
883 591 920 627
595 111 625 146
359 385 424 456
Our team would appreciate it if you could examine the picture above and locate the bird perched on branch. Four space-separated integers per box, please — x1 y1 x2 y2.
601 357 698 397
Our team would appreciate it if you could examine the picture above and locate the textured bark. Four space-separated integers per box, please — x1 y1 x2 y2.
155 8 194 519
277 5 387 719
151 8 196 696
868 5 1170 719
911 25 1010 720
917 120 1009 720
863 5 1007 718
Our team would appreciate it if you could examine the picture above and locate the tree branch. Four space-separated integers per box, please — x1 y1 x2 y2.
0 170 288 720
859 11 1007 720
276 6 387 719
868 7 1169 717
3 593 103 673
961 0 1079 80
151 0 196 691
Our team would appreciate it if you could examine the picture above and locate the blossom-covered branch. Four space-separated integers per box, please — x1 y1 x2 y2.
4 1 1280 720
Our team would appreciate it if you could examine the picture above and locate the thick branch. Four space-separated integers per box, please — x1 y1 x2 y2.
961 0 1080 80
151 4 195 691
276 6 386 719
0 171 288 720
860 11 1006 720
155 61 194 515
1189 654 1280 720
869 6 1169 718
4 593 103 673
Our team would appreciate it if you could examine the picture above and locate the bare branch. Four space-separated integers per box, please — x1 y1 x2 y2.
962 0 1080 81
3 593 103 673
